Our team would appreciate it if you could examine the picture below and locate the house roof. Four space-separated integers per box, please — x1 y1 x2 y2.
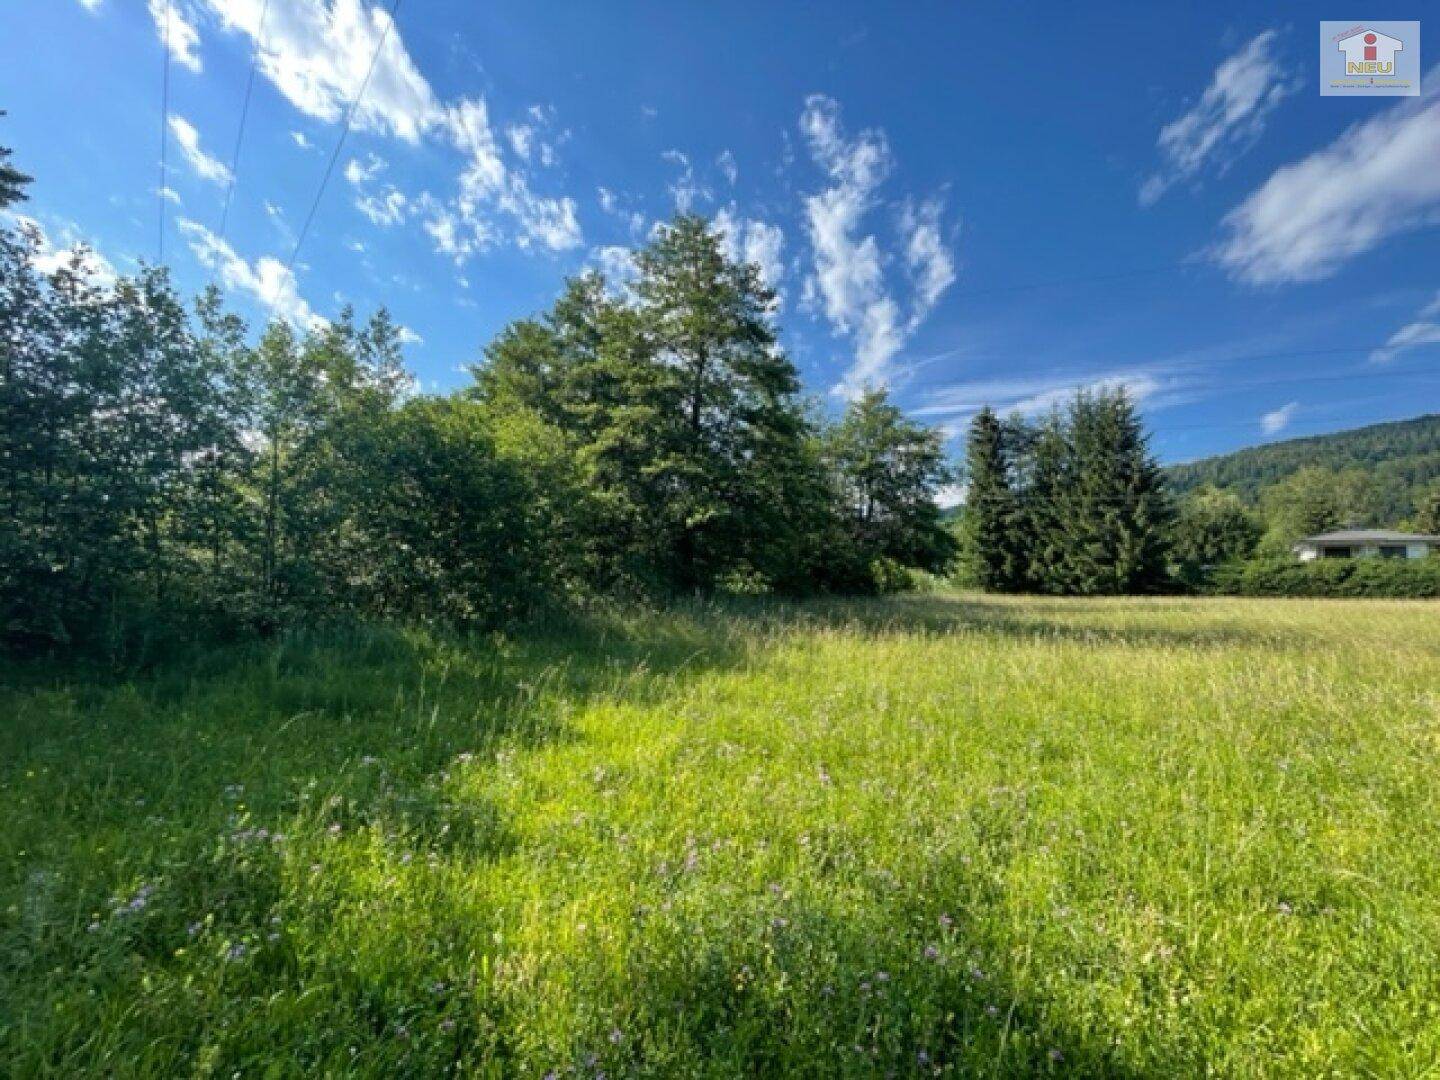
1295 529 1440 546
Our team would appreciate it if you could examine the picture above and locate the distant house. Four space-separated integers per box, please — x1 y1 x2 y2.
1293 529 1439 561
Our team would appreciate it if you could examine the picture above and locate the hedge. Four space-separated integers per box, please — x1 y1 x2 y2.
1209 555 1440 598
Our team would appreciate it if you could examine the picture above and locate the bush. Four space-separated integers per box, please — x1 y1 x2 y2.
1211 555 1440 598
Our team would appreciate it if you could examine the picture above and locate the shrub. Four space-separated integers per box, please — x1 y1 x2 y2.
1212 555 1440 598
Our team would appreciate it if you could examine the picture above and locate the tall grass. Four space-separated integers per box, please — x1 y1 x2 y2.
3 596 1438 1076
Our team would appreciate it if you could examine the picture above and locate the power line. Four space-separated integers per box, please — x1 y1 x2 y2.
157 0 173 264
217 0 273 244
281 0 402 284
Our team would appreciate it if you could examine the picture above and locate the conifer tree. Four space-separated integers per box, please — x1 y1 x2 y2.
0 118 31 209
1057 389 1173 594
632 214 811 592
963 406 1024 591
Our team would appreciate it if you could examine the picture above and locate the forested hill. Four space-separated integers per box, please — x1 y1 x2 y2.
1166 414 1440 522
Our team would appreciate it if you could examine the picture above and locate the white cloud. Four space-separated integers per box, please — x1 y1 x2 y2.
1370 289 1440 363
914 369 1170 433
717 149 738 186
437 96 581 255
900 197 955 330
343 153 409 226
661 149 709 213
9 214 117 286
149 0 203 73
506 124 533 161
422 201 486 265
1215 79 1440 284
291 131 313 150
356 187 408 226
158 186 182 204
396 325 422 346
178 217 318 327
1261 401 1299 435
263 200 295 244
714 207 785 296
1140 30 1294 206
798 94 955 397
344 153 385 186
202 1 579 258
77 0 104 13
199 0 442 143
357 190 408 226
596 186 648 238
168 116 232 186
590 244 638 291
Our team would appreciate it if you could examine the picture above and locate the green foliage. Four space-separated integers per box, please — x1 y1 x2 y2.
1171 486 1263 587
1167 413 1440 526
0 117 31 208
1257 465 1375 547
345 397 560 625
1412 481 1440 534
2 151 956 652
960 406 1025 591
5 596 1440 1074
824 388 957 589
1211 554 1440 598
961 390 1174 595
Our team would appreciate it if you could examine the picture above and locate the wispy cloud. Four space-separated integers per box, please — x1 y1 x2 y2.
76 0 104 13
442 96 582 253
662 149 709 213
148 0 202 73
798 94 956 397
178 218 317 327
1214 77 1440 284
1140 30 1294 206
1260 400 1299 435
168 116 231 186
900 196 955 331
913 367 1180 436
717 149 738 186
343 154 410 227
1370 289 1440 363
714 206 785 297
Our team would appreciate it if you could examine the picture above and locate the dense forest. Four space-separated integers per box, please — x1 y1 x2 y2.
1166 414 1440 527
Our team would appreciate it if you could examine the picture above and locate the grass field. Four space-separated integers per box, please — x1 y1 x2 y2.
3 595 1439 1077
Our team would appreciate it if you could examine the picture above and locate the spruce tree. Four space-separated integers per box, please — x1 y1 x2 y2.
1057 389 1173 594
1020 411 1069 594
963 406 1024 591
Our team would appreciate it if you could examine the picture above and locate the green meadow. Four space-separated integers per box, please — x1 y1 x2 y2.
3 595 1438 1077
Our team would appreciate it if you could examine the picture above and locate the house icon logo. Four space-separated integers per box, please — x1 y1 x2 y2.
1336 27 1403 74
1320 21 1420 97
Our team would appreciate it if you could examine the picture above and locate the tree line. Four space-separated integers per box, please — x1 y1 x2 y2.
1 146 954 653
957 397 1440 598
959 394 1174 594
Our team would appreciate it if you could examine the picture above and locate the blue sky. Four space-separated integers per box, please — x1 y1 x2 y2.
3 1 1438 466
